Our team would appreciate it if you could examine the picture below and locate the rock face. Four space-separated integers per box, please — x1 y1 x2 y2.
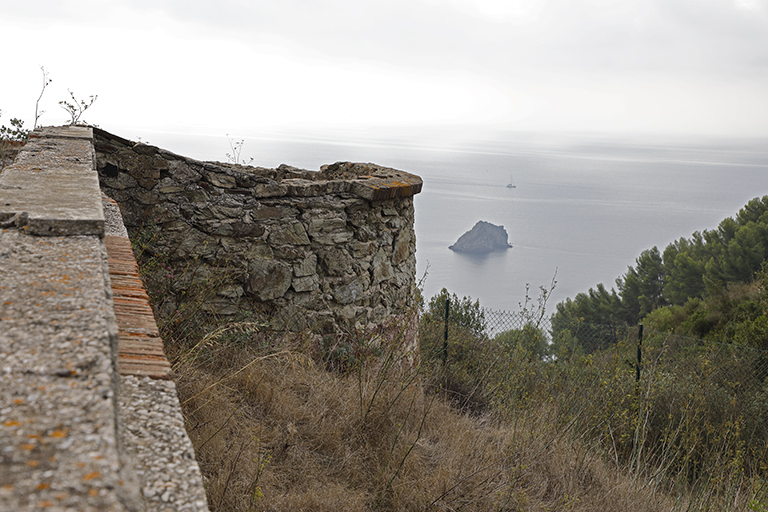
94 128 422 337
449 221 512 253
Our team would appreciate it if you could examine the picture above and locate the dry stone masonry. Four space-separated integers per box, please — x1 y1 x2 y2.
94 128 423 335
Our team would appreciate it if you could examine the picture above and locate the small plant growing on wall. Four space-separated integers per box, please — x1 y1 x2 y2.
0 110 30 143
226 135 254 165
34 66 52 129
59 89 98 125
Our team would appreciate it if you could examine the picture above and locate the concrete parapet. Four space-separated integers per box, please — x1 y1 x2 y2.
0 127 208 511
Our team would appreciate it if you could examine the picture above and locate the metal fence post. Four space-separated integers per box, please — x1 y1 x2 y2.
636 324 643 382
443 298 450 366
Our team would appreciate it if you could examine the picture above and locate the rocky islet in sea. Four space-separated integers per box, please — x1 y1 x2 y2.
449 221 512 253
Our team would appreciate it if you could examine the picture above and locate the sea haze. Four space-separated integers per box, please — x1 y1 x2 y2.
130 128 768 315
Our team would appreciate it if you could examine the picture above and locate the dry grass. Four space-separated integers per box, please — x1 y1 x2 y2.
170 327 686 512
0 140 22 171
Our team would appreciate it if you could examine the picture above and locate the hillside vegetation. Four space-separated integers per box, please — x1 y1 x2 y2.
133 195 768 511
553 195 768 349
167 322 698 512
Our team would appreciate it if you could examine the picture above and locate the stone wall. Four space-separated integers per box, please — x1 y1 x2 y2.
93 128 422 336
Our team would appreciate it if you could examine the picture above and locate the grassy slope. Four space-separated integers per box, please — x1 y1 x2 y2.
169 332 687 512
132 197 765 511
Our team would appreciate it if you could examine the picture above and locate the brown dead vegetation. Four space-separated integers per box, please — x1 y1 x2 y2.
170 329 684 512
0 140 22 170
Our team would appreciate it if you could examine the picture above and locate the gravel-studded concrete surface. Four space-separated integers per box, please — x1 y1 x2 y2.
118 376 208 512
103 194 129 238
0 229 142 511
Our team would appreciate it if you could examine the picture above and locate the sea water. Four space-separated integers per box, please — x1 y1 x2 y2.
128 128 768 314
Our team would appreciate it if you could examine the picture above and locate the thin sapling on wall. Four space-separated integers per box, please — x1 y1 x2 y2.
34 66 52 129
59 89 98 125
226 135 254 166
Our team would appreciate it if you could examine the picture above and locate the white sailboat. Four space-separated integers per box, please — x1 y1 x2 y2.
506 175 516 188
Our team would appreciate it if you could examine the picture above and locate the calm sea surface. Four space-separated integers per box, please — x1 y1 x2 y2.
132 129 768 314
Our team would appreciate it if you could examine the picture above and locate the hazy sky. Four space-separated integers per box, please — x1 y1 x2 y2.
2 0 768 139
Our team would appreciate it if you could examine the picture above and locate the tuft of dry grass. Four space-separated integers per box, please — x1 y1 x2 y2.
171 326 684 512
0 140 23 171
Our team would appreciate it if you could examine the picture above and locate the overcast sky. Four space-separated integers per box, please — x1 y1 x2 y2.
2 0 768 140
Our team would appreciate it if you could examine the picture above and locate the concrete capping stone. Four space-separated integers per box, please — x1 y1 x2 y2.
35 125 95 140
0 125 105 236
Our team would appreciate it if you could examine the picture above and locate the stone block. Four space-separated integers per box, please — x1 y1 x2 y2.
100 170 138 191
241 241 273 260
135 189 161 205
354 225 377 242
307 217 347 233
272 244 306 260
318 247 353 276
205 172 237 189
137 177 159 190
252 183 287 198
251 206 282 220
271 305 308 331
393 229 413 266
230 221 265 238
133 142 159 156
268 222 310 246
122 153 159 180
183 189 208 203
294 254 318 277
292 274 320 293
152 155 169 170
333 278 365 305
372 248 394 283
307 218 353 244
176 227 218 259
157 185 186 194
351 241 377 259
247 258 292 301
196 205 244 220
168 160 202 184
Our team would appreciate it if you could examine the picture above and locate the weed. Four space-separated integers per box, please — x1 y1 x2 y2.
34 66 52 130
59 89 97 125
0 111 28 170
226 135 254 166
0 116 30 143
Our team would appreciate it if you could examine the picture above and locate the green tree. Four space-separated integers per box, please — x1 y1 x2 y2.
494 323 549 361
551 283 624 353
553 195 768 345
419 289 491 412
616 247 667 324
422 288 485 337
662 233 708 305
704 220 768 288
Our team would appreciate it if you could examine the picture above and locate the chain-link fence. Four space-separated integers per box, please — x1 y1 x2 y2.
419 300 768 482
